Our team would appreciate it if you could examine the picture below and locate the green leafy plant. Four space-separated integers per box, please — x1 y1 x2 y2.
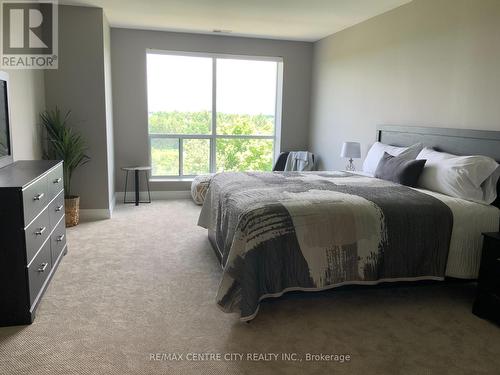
40 108 90 198
148 111 275 175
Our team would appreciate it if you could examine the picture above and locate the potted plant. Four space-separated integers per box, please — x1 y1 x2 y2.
40 108 90 227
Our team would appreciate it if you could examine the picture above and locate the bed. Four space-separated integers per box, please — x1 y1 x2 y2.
198 126 500 321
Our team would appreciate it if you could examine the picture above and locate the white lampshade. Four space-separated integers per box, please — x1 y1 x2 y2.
340 142 361 158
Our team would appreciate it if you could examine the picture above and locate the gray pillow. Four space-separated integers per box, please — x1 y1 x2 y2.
375 152 427 187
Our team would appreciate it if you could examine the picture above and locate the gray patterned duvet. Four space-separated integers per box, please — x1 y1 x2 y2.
198 171 453 321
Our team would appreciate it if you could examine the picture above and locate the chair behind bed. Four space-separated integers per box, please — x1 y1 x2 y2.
273 152 316 171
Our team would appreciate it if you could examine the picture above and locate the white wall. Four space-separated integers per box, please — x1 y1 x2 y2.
7 70 45 160
309 0 500 171
103 15 115 211
44 5 114 215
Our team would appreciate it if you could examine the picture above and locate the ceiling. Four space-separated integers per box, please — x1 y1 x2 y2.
61 0 412 42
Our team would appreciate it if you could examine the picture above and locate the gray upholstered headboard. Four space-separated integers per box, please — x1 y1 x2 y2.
376 125 500 208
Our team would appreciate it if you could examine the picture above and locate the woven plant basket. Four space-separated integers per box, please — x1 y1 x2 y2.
65 196 80 227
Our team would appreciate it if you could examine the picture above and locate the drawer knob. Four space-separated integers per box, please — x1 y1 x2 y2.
57 234 65 242
55 205 64 212
53 177 62 184
33 193 45 201
37 263 48 272
35 227 46 236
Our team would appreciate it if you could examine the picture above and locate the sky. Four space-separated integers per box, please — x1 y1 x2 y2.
146 53 277 116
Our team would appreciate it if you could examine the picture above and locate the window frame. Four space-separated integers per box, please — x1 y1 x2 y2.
146 49 283 178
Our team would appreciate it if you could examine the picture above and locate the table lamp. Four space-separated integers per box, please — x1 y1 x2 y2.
340 142 361 171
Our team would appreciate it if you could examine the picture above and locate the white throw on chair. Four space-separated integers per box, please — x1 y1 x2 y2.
284 151 315 171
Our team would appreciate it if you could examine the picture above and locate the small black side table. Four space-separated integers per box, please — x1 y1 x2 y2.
472 232 500 325
122 166 152 206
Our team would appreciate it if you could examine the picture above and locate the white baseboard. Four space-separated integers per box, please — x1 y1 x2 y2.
115 190 191 201
79 209 112 222
79 192 189 222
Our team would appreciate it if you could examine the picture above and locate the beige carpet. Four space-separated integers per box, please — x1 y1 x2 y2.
1 200 499 375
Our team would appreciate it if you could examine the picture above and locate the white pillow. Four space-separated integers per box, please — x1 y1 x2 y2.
416 148 500 204
362 142 423 176
482 166 500 204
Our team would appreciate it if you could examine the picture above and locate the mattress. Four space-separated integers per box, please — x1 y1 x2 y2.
201 171 499 320
349 171 500 278
414 188 499 279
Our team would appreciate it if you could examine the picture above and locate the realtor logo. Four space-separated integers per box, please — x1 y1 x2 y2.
1 0 58 69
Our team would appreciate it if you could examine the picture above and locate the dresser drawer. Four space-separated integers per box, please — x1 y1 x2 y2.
47 164 64 201
50 218 66 264
22 175 49 224
25 208 51 265
27 239 52 307
49 190 65 227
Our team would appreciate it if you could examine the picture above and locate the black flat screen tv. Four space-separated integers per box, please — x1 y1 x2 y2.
0 71 13 169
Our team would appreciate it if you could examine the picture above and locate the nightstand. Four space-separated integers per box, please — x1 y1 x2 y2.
473 232 500 325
